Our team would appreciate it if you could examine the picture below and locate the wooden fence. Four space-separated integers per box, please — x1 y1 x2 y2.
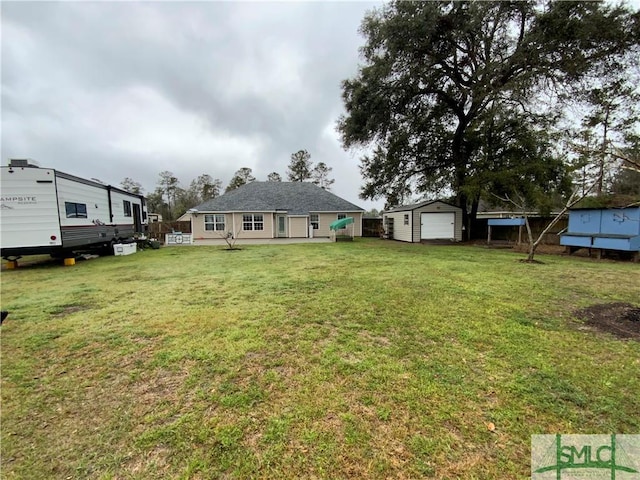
148 221 191 239
362 217 384 237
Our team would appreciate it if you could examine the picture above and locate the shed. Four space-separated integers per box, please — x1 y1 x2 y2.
487 217 526 245
383 200 463 243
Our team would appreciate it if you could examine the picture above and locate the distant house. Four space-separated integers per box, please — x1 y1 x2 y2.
147 213 163 223
383 200 463 242
180 182 364 240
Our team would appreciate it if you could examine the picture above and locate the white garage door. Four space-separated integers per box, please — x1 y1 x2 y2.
421 212 455 239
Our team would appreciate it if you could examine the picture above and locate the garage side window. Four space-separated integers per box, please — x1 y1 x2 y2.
65 202 87 218
310 214 319 229
404 214 409 225
337 213 347 220
123 200 132 217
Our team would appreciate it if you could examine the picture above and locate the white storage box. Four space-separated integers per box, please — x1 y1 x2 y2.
113 243 137 256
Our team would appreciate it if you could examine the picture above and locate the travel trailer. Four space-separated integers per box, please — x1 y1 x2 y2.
1 159 147 259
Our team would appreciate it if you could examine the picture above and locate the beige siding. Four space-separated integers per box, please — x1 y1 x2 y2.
189 211 364 240
191 213 232 239
235 212 273 239
191 214 211 239
189 214 207 239
384 211 413 242
191 212 275 239
314 213 334 237
351 212 363 237
313 212 363 237
412 202 462 242
289 217 309 238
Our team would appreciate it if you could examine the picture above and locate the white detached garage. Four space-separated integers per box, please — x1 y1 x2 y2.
383 200 463 243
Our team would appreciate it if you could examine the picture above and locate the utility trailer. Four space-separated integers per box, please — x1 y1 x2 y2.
1 159 147 260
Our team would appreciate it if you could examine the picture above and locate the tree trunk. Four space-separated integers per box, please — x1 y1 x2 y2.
458 192 471 242
526 209 567 262
597 107 609 195
468 195 480 240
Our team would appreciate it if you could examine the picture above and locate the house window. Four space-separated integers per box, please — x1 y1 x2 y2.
404 214 409 225
243 214 264 231
204 214 225 231
123 200 132 217
310 214 319 230
337 213 347 220
65 202 87 218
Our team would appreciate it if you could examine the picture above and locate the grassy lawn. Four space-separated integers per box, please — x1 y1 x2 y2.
1 240 639 479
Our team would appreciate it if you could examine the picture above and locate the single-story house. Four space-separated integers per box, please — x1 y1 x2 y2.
383 200 463 242
179 181 364 239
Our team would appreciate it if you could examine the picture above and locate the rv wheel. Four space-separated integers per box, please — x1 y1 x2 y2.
102 240 116 256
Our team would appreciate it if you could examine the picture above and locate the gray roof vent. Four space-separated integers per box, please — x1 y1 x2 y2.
9 159 40 168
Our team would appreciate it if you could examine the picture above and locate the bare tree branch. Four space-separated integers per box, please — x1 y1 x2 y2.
491 173 603 262
217 228 242 250
609 148 640 173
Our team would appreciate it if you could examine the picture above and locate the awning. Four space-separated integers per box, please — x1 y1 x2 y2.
330 217 354 231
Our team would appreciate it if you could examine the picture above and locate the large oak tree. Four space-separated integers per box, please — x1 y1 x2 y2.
338 1 639 237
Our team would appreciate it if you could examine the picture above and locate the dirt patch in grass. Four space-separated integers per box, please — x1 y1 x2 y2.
574 302 640 340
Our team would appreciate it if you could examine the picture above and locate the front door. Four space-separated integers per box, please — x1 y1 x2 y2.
277 215 287 238
133 203 142 234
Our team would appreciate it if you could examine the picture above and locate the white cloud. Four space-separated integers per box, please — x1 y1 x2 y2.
103 86 262 166
1 1 385 209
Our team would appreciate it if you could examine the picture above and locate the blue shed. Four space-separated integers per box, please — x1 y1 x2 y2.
560 207 640 261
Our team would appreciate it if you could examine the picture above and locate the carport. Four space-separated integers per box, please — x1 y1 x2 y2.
487 218 526 245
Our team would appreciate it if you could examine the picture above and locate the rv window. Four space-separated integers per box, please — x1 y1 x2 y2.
123 200 132 217
65 202 88 218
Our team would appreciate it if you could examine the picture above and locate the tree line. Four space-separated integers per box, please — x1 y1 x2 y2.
337 0 640 239
120 149 335 221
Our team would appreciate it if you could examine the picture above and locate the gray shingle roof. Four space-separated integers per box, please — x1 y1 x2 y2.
385 199 461 213
191 182 364 215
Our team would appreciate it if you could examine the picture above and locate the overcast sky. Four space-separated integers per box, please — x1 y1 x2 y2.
1 1 384 211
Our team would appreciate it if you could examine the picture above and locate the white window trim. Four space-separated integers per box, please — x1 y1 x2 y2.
242 213 264 231
204 214 225 231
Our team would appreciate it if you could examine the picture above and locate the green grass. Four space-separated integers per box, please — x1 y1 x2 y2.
1 240 639 479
